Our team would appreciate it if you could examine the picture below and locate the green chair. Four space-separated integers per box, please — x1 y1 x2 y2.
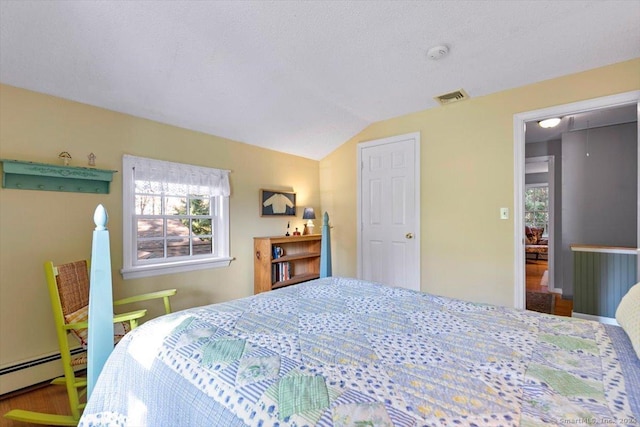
3 260 177 426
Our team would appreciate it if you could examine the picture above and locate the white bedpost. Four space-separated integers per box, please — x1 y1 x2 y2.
87 204 114 399
320 211 332 277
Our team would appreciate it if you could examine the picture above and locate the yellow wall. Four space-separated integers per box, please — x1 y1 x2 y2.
0 84 320 392
1 58 639 393
321 58 640 307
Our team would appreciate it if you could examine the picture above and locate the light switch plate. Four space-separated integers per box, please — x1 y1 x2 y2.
500 207 509 220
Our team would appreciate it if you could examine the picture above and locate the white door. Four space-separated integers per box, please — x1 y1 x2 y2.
358 132 420 291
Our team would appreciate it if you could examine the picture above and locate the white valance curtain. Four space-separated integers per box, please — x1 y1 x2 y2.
125 155 231 197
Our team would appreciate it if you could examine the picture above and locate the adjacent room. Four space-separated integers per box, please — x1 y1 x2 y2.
1 1 639 426
524 105 638 317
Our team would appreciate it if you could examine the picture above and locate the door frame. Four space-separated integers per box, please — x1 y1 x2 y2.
525 155 556 293
513 90 640 309
357 132 421 288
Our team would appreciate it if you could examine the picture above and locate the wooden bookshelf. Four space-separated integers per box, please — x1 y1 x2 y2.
253 234 321 294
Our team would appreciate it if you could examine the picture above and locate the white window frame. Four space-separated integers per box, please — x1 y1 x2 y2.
121 155 231 279
524 183 549 236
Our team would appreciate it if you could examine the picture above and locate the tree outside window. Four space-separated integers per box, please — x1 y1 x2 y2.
525 185 548 234
122 155 231 279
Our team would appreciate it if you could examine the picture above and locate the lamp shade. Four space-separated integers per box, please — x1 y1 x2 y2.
302 207 316 220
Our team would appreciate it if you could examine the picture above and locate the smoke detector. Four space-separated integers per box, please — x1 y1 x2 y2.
427 45 449 60
434 89 469 106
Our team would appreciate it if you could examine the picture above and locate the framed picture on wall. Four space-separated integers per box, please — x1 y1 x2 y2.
260 189 296 216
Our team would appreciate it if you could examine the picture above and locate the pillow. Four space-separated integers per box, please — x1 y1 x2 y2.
525 226 544 245
525 226 535 244
615 283 640 359
64 305 130 349
531 227 544 244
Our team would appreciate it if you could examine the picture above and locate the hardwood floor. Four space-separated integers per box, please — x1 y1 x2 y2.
0 381 73 427
526 258 573 317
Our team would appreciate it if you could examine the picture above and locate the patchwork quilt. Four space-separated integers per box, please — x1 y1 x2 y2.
79 277 639 426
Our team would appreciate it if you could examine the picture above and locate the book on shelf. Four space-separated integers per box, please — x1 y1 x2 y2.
271 261 292 282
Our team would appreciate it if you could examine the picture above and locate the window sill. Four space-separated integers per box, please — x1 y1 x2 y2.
121 257 233 280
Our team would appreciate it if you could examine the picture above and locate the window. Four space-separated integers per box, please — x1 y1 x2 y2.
524 185 548 234
121 155 231 279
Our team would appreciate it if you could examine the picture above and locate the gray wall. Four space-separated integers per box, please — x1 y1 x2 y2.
561 122 637 297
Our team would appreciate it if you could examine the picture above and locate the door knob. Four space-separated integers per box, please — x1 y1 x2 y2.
405 233 413 239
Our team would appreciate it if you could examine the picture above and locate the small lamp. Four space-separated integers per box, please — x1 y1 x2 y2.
302 207 316 235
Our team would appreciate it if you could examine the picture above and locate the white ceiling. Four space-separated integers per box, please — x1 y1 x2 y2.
1 1 639 160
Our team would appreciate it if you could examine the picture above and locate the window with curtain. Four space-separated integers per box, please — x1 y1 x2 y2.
121 155 231 279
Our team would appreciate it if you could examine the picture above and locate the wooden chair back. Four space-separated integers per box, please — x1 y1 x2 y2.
54 260 90 318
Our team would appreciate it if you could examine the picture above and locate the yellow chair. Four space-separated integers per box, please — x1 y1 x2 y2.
4 260 177 426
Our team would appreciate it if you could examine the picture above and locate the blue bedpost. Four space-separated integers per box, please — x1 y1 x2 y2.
320 211 332 277
87 204 114 399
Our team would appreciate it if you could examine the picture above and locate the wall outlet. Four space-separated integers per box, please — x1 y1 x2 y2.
500 207 509 220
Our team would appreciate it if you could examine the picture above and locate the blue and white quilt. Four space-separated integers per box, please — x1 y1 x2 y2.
80 277 639 426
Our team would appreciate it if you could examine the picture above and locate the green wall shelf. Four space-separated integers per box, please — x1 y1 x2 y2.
1 159 117 194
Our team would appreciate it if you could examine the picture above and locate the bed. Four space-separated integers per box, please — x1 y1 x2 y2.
79 276 639 427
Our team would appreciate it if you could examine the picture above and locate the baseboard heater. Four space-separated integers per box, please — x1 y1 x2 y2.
0 348 84 376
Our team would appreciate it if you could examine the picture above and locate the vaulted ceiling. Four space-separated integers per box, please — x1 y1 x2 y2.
1 1 639 160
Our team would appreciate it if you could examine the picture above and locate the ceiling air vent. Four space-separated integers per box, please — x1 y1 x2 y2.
434 89 469 106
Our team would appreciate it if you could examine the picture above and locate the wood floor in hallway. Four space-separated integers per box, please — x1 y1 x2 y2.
526 258 573 317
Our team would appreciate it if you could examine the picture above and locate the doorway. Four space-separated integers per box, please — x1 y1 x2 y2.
357 132 421 291
524 155 563 314
513 91 640 310
524 157 555 286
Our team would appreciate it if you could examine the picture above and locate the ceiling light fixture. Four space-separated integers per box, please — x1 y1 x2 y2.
538 118 561 128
